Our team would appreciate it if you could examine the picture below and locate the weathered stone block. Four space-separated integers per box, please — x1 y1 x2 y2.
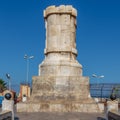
66 5 72 12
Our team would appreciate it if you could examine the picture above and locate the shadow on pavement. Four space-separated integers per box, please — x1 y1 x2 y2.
14 117 19 120
97 117 106 120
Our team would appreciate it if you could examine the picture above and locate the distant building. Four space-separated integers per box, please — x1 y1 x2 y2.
19 84 31 99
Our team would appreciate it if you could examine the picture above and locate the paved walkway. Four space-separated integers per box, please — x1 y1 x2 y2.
15 112 106 120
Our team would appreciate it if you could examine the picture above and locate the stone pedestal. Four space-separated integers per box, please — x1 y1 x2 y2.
17 5 100 112
107 100 118 112
2 100 14 120
105 100 118 120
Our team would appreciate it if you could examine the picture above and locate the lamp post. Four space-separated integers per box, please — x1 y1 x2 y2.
6 73 11 91
24 54 34 85
92 74 104 102
92 74 104 85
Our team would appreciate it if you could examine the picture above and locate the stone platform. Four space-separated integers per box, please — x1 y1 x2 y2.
17 101 100 112
16 112 106 120
17 76 101 112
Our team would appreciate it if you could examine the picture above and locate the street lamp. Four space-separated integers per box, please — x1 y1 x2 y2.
24 54 34 85
92 74 104 102
92 74 104 84
6 73 11 91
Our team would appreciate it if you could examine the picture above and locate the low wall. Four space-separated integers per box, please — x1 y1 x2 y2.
0 111 12 120
108 111 120 120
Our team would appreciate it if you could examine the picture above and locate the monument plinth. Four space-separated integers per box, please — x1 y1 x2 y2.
17 5 101 112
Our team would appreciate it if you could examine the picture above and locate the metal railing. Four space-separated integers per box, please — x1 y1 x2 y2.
90 83 120 98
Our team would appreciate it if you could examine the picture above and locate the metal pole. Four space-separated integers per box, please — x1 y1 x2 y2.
92 74 104 101
6 73 11 91
9 79 11 91
24 54 34 85
101 84 104 102
26 58 29 85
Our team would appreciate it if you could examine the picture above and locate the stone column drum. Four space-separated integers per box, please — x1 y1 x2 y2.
39 5 82 77
24 5 100 112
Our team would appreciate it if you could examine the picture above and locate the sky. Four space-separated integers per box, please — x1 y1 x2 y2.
0 0 120 90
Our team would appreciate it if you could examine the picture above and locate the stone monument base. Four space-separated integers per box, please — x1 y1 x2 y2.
17 76 102 112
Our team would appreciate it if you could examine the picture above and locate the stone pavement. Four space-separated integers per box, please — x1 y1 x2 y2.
15 112 106 120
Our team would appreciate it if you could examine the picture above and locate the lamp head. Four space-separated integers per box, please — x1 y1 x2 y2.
24 54 28 59
6 73 10 79
99 75 104 78
29 56 34 59
92 74 97 78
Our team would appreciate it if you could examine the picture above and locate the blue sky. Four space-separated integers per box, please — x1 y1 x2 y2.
0 0 120 89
